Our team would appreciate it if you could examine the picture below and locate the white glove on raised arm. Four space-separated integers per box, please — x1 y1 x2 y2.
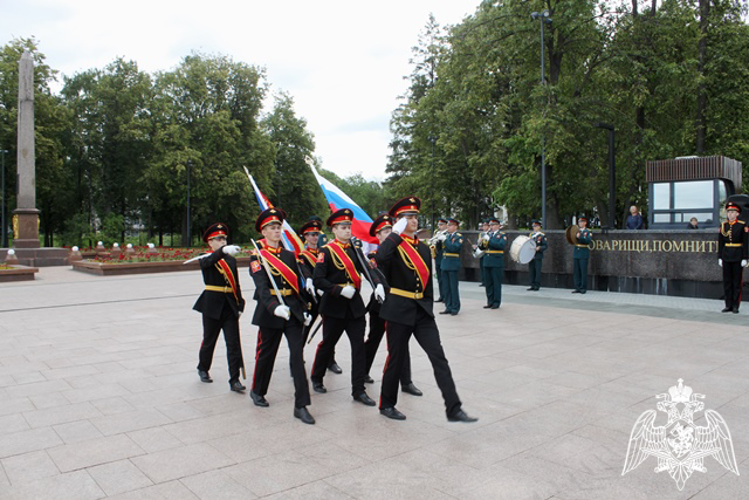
437 233 447 242
305 278 315 295
303 312 312 326
392 217 408 235
374 284 386 303
273 305 291 320
340 285 356 299
718 259 723 268
222 245 241 256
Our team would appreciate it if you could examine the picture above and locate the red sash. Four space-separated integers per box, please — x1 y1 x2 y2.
216 259 239 302
327 240 361 288
399 238 430 288
260 249 300 294
299 249 318 268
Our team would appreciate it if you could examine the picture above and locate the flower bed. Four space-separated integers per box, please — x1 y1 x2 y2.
0 264 39 282
71 246 253 276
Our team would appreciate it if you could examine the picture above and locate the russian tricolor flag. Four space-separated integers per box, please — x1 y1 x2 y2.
308 162 378 248
244 167 304 256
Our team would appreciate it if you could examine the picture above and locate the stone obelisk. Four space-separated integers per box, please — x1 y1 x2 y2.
14 51 40 249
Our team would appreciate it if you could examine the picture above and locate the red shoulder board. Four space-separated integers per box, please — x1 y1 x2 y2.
251 260 262 274
317 252 325 263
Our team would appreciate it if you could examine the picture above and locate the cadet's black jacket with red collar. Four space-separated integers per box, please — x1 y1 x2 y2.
249 244 308 329
375 233 434 327
719 220 749 262
193 249 245 319
313 239 381 319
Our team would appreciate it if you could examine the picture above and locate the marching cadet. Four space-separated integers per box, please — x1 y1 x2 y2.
363 214 422 396
482 218 507 309
248 208 315 424
431 218 448 302
376 196 477 422
440 218 464 315
527 220 547 291
193 223 246 392
297 216 342 374
309 208 385 407
718 202 748 313
572 215 593 294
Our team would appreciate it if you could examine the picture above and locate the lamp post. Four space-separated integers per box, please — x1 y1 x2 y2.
531 9 552 226
186 160 192 247
595 123 616 228
1 149 7 248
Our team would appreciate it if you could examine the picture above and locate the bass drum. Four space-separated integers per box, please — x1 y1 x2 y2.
509 235 537 264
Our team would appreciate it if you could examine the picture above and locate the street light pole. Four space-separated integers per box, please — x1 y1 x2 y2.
531 10 552 227
186 160 192 247
1 149 7 248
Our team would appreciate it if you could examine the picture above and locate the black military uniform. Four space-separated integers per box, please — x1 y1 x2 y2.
310 208 382 405
719 202 748 313
376 197 476 423
193 223 245 391
363 214 421 396
528 220 547 291
298 217 342 374
249 208 314 424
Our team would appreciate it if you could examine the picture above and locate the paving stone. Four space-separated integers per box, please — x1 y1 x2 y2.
179 470 257 500
130 443 234 484
1 450 59 485
47 434 145 472
52 420 105 444
87 459 153 496
1 470 104 500
0 428 63 460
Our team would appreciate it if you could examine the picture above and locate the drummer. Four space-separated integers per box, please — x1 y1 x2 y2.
527 220 547 291
483 218 506 309
572 215 593 294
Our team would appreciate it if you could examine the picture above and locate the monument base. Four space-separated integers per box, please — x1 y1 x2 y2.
12 208 40 249
0 248 69 267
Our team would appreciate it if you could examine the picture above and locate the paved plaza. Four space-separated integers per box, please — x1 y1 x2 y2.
0 267 748 499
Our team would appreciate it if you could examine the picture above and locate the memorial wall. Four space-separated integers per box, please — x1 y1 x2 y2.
456 229 728 299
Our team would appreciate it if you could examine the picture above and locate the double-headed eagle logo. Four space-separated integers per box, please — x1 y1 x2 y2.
622 379 739 490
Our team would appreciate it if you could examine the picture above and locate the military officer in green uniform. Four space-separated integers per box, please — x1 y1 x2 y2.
482 218 507 309
527 220 547 291
478 219 490 287
431 218 447 302
572 215 593 294
440 218 463 315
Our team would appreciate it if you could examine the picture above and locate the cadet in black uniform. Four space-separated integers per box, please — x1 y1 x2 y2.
310 208 384 406
248 208 315 424
297 217 342 374
193 223 246 392
719 202 748 313
527 220 547 291
376 196 477 423
363 214 422 396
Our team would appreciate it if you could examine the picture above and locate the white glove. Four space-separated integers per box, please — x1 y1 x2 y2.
374 284 386 302
303 313 312 326
482 234 490 242
743 260 748 268
317 288 324 297
222 245 240 256
718 259 723 268
392 217 408 235
437 233 447 242
273 305 291 320
305 278 315 295
340 285 356 299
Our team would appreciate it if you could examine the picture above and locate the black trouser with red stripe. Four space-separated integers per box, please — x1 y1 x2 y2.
252 317 310 408
365 309 412 386
379 308 461 416
723 260 744 310
197 303 242 383
311 314 367 398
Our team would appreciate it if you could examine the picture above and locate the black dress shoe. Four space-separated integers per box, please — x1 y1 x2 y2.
230 381 246 393
438 310 451 315
294 406 315 425
435 298 444 303
580 291 586 294
571 290 581 294
448 409 478 423
490 304 499 309
197 370 213 383
401 383 423 396
380 407 406 420
364 375 374 384
450 312 458 316
479 283 485 287
483 305 492 309
733 309 740 314
526 287 535 291
722 307 733 313
353 392 376 406
328 362 343 374
312 381 327 393
250 390 269 407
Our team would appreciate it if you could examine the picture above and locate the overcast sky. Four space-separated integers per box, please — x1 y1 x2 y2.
2 0 480 181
